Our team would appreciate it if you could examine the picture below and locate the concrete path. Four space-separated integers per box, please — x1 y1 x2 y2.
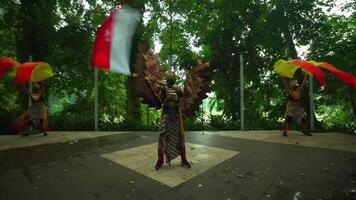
205 130 356 153
1 130 355 152
0 131 125 151
0 131 355 200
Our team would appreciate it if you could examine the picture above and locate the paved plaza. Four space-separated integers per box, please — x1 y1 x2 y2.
0 130 355 200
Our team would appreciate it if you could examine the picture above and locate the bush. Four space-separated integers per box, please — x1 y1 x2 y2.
49 112 94 131
183 117 209 131
209 115 232 130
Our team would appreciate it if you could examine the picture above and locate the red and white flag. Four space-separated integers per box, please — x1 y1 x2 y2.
92 5 141 75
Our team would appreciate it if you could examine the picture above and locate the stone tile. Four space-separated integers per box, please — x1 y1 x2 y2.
0 132 125 151
205 131 356 153
101 142 239 187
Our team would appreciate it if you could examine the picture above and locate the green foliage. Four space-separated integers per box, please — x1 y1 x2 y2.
99 118 158 131
0 0 354 133
209 115 238 130
183 117 209 131
308 15 356 129
0 0 17 57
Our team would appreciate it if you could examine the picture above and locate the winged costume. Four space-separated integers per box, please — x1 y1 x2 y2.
134 42 217 170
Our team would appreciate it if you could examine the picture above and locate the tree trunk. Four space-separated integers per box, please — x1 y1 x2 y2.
126 76 141 123
17 0 55 62
350 87 356 117
124 1 145 126
282 23 322 129
283 27 298 59
16 0 55 110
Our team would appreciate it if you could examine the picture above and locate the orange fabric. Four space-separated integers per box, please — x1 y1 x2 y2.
0 56 19 78
290 91 301 100
288 59 327 86
318 63 356 88
15 62 43 84
1 57 53 84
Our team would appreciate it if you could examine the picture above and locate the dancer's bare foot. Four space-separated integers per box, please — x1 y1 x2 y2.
282 131 288 137
181 159 191 168
21 132 30 137
155 161 163 170
302 130 312 136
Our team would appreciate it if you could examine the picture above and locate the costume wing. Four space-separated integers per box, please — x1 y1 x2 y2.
180 55 219 116
133 42 164 108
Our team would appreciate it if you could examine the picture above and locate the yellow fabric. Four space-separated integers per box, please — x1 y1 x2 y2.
308 60 324 66
273 59 300 78
31 63 53 82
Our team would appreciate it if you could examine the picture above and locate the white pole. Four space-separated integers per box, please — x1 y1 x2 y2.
240 54 244 130
94 67 99 131
309 76 314 130
169 0 173 71
28 55 33 109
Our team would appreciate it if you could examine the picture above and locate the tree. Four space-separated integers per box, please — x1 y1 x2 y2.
308 15 356 129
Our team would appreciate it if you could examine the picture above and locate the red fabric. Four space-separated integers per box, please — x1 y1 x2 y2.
91 12 114 70
288 59 327 86
0 56 19 78
319 63 356 88
15 62 43 84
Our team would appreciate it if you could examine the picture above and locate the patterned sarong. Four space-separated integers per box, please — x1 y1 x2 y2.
29 102 45 126
159 115 182 163
286 100 305 122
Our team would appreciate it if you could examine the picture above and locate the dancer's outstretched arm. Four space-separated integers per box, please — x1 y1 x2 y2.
282 77 289 95
299 74 308 92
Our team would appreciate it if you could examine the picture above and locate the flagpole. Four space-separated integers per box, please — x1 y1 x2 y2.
309 76 314 131
240 53 244 130
94 67 99 131
28 55 33 109
169 0 173 71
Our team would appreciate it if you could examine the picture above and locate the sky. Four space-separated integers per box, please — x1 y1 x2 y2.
331 0 353 17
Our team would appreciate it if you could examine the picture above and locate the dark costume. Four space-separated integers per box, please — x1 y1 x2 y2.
24 83 48 136
156 72 190 170
28 91 47 132
10 82 49 136
285 90 306 124
282 76 311 136
133 42 218 171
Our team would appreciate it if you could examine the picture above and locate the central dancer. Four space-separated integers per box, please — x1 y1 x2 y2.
155 71 191 170
132 42 217 171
